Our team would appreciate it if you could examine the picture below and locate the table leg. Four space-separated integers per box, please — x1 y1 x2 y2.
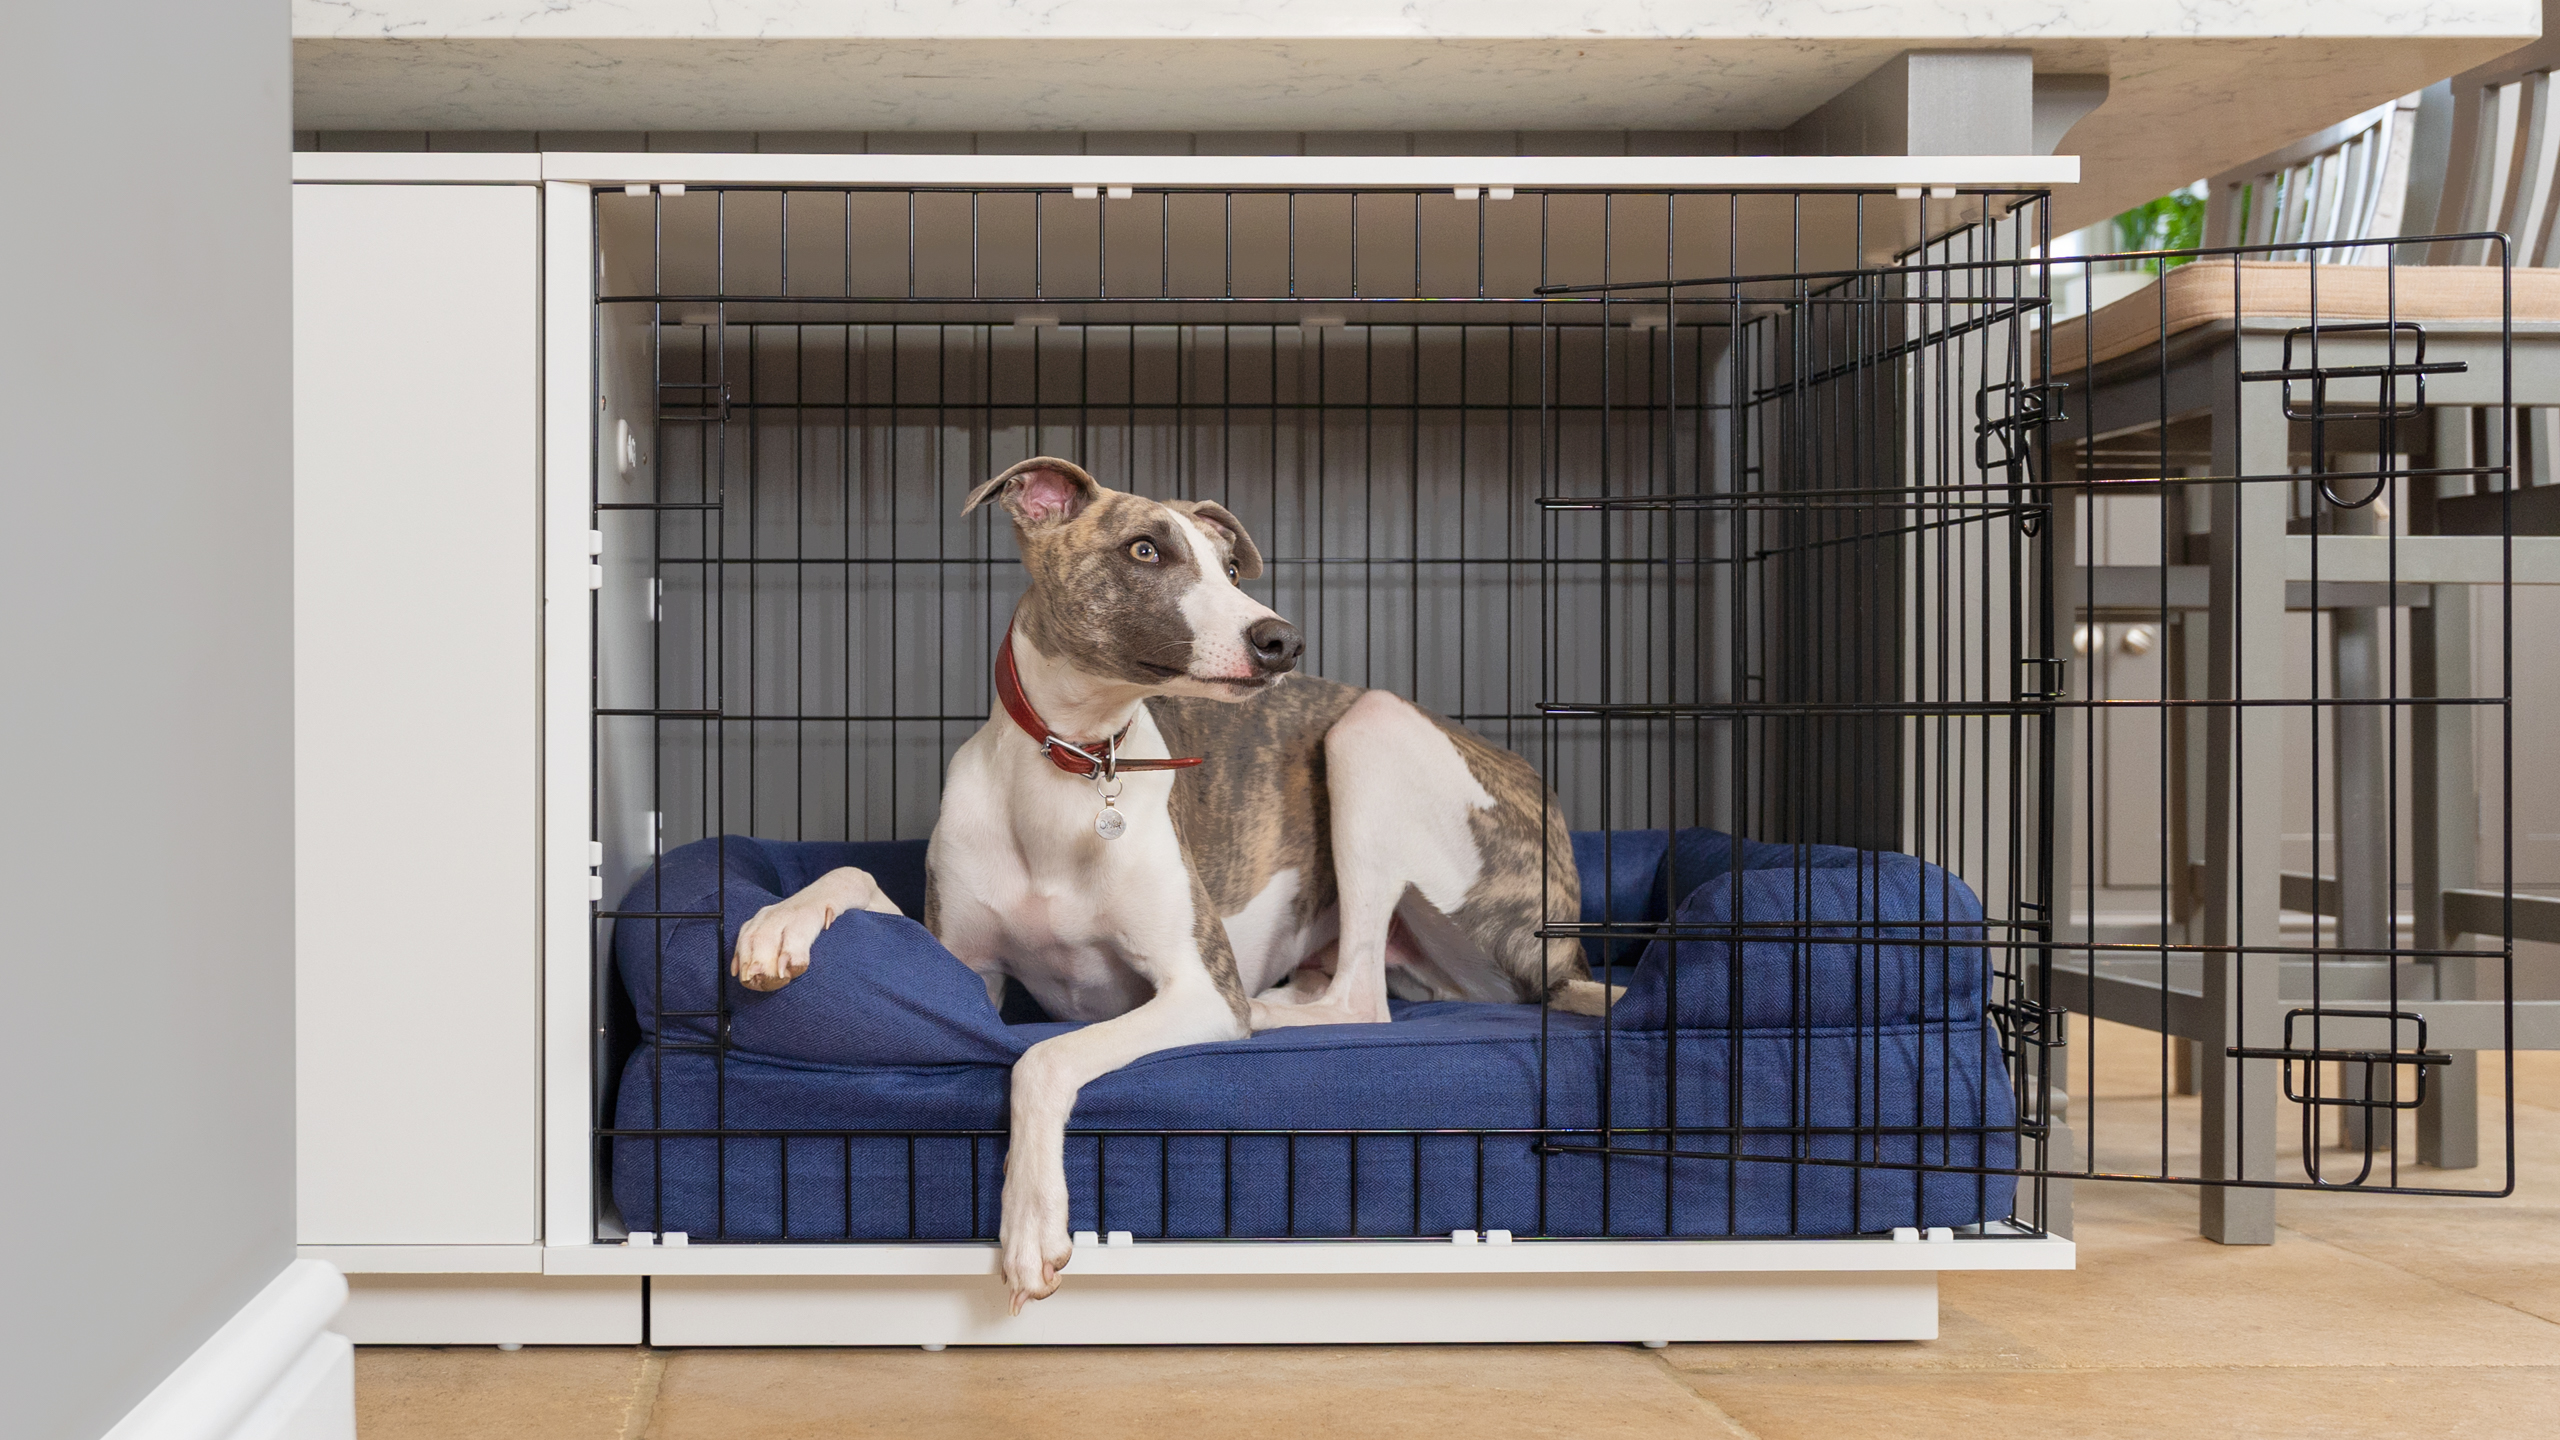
2414 570 2481 1169
2327 498 2395 1153
2199 345 2284 1244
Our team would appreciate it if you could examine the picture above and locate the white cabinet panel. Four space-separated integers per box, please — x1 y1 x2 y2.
294 183 540 1244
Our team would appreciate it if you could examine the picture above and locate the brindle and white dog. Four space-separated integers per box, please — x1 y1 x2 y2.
729 456 1609 1311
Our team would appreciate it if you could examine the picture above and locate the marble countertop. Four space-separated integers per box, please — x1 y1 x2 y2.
292 1 2538 42
291 1 2542 231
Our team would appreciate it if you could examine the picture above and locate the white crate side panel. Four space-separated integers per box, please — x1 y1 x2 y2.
294 183 542 1245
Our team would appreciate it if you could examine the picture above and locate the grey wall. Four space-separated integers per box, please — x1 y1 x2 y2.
1 6 297 1439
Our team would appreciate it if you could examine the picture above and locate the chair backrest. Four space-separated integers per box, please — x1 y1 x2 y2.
2416 12 2560 265
2203 94 2433 259
2201 0 2560 267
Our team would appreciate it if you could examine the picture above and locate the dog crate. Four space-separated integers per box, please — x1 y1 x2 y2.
286 149 2528 1346
553 170 2088 1347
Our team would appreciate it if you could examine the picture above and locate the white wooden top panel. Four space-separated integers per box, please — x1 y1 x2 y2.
293 152 541 183
534 152 2078 189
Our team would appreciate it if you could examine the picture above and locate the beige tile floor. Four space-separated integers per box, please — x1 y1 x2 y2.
357 1040 2560 1439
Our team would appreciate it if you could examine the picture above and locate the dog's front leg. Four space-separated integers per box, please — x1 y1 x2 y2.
1000 975 1243 1311
730 866 905 991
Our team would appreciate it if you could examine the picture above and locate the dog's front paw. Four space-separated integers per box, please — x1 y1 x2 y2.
729 899 829 992
998 1169 1074 1313
999 1225 1073 1314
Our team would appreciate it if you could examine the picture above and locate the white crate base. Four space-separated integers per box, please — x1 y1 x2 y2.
651 1270 1939 1346
323 1238 2072 1346
339 1275 642 1346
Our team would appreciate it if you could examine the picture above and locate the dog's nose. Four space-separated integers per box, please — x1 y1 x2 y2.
1247 617 1304 675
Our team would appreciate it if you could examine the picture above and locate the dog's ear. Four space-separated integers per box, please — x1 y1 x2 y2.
1175 500 1264 581
962 457 1102 527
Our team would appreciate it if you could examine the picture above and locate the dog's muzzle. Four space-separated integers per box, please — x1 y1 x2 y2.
1247 617 1305 675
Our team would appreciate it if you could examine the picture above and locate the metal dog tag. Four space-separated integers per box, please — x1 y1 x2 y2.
1090 768 1128 840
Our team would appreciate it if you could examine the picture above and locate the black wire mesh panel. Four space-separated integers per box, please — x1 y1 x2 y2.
2040 235 2522 1212
583 184 2175 1245
1533 203 2063 1229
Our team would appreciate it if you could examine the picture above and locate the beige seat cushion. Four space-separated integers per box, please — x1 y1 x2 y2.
2045 261 2560 371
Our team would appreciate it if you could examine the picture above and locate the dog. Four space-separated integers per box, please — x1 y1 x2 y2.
728 457 1609 1311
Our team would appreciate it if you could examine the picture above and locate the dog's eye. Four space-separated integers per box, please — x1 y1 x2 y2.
1226 561 1239 583
1128 539 1158 562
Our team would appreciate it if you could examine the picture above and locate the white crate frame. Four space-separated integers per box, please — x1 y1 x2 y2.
298 150 2079 1343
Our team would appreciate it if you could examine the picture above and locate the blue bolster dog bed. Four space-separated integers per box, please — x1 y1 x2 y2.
610 829 2018 1241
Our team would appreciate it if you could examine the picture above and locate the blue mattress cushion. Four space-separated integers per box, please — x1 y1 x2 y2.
1570 827 1671 967
610 830 2018 1241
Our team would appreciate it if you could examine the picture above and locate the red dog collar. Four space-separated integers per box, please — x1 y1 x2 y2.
995 623 1204 781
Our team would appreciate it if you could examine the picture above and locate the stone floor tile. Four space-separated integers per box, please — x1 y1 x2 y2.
643 1344 1745 1440
1946 1200 2560 1370
2497 1048 2560 1096
1678 1364 2560 1440
2277 1203 2560 1324
355 1346 651 1440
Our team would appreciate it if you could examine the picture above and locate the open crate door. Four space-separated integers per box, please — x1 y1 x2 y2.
2023 228 2531 1217
1527 206 2533 1234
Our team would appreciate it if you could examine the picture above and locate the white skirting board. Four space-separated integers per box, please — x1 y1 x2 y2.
104 1259 356 1440
652 1270 1939 1346
338 1275 643 1346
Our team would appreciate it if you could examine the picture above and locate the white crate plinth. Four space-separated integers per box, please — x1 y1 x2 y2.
542 1233 2072 1277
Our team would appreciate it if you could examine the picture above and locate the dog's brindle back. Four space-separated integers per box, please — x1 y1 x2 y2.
1147 678 1588 1013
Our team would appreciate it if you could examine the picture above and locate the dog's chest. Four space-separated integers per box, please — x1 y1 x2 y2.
932 727 1204 1018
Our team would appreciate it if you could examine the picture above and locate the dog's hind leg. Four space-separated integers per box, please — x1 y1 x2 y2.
1423 710 1617 1017
1253 690 1512 1029
1322 692 1616 1020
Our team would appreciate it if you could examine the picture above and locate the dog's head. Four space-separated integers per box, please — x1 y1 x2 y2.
964 457 1303 699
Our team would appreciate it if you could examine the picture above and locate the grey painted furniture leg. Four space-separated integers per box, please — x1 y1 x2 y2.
2043 492 2086 1241
2199 341 2284 1244
2414 565 2482 1169
2174 486 2211 1100
2329 501 2397 1154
